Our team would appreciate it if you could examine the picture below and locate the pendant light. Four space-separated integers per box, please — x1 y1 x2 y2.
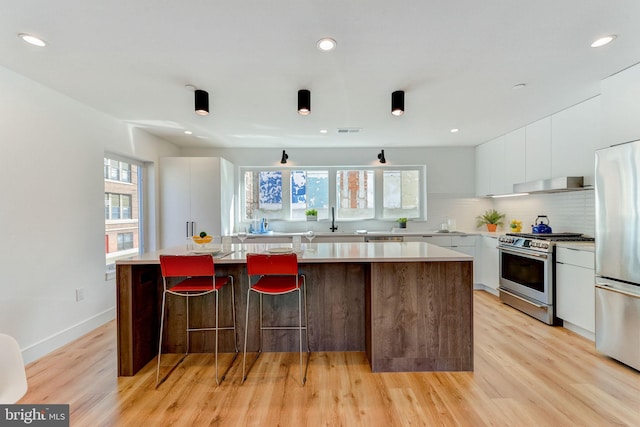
280 150 289 164
298 89 311 115
194 89 209 116
391 90 404 116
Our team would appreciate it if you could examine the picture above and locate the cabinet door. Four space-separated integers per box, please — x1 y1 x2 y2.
189 157 220 237
551 97 601 187
556 262 595 333
504 128 526 191
160 157 191 248
525 117 552 182
451 245 476 283
601 63 640 146
479 236 500 290
423 236 452 247
475 142 492 196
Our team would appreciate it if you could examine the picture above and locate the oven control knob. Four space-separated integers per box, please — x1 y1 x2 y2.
542 243 549 249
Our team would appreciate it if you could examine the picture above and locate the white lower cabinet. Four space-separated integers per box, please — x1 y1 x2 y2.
555 247 595 337
424 235 477 283
477 235 500 292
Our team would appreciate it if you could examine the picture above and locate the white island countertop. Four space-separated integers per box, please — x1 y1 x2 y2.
116 241 473 265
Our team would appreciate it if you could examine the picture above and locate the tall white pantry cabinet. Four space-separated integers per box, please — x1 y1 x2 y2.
160 157 234 248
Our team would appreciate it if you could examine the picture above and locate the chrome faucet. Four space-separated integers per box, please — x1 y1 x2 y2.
330 206 338 232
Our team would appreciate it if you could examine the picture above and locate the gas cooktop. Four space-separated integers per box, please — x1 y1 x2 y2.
505 232 595 242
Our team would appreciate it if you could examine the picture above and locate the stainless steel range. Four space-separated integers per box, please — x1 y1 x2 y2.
498 232 594 324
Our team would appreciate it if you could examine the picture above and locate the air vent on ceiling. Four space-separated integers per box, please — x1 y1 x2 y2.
337 127 361 133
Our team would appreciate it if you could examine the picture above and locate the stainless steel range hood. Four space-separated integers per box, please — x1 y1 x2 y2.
513 176 585 194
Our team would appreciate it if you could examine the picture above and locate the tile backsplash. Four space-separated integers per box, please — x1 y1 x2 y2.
492 190 595 236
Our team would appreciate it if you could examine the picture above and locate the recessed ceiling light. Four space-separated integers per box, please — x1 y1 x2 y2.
317 38 337 51
320 129 328 134
512 83 527 90
450 128 459 133
184 130 193 135
18 33 46 47
591 35 617 48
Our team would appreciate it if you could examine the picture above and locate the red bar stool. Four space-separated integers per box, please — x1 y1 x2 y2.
242 253 310 385
156 254 237 387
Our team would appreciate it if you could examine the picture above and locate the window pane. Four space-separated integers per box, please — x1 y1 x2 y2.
291 170 329 220
259 171 283 210
110 194 120 219
336 170 374 219
117 232 134 250
383 170 420 219
121 195 131 219
243 171 257 220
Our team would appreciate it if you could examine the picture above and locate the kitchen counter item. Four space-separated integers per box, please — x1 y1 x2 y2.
532 215 552 233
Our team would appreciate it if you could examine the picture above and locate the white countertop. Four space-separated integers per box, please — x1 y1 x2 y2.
116 241 473 265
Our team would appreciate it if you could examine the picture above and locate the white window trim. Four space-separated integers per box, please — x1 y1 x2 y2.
238 165 427 223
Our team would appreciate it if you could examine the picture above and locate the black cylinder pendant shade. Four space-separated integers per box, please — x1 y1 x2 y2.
195 89 209 116
391 90 404 116
298 89 311 115
280 150 289 164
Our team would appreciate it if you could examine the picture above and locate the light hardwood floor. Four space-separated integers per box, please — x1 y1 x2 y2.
21 291 639 426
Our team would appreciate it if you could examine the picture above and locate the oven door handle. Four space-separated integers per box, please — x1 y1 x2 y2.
499 247 549 260
499 288 546 308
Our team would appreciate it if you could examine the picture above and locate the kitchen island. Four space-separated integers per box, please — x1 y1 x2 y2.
116 241 473 376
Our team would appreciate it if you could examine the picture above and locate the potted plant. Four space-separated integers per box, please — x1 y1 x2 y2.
475 209 505 232
397 217 408 229
305 209 318 221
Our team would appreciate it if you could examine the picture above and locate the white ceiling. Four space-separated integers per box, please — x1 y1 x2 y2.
2 1 640 149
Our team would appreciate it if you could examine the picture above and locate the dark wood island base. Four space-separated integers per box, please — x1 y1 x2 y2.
116 242 473 376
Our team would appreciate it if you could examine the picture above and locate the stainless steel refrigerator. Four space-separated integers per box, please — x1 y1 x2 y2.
594 139 640 371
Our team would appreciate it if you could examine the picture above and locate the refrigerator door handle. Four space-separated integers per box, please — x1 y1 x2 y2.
595 283 640 299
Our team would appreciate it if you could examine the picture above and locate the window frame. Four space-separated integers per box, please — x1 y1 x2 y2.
239 165 426 223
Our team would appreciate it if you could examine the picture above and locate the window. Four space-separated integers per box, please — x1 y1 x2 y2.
242 169 330 221
291 170 329 220
336 170 374 219
105 193 132 220
104 156 143 272
240 165 425 222
117 232 134 250
382 170 420 219
104 158 131 183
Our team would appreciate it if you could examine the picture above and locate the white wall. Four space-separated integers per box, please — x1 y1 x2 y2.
180 146 493 233
0 66 179 363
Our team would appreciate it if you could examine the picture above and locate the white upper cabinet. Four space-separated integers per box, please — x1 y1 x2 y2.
551 96 602 187
601 63 640 146
504 128 526 192
525 117 552 182
475 136 506 196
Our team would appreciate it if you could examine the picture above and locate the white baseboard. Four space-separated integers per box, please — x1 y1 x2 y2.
21 307 115 364
474 283 499 296
562 321 595 342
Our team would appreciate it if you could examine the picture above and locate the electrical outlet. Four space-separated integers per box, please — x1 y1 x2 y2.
76 287 85 302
